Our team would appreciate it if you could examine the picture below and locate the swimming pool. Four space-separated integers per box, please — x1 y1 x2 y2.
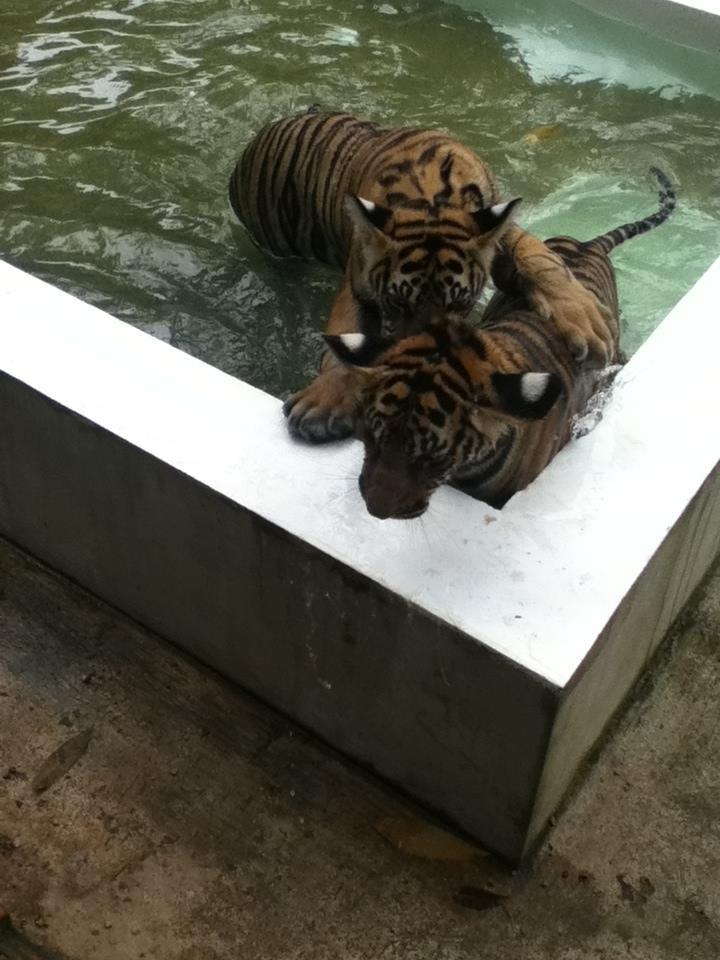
1 0 718 395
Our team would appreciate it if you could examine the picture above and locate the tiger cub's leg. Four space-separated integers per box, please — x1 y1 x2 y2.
283 281 371 443
496 225 614 361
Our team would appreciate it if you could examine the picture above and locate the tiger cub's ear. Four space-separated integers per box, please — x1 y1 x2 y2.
344 195 393 235
490 371 563 419
472 197 522 237
324 332 394 367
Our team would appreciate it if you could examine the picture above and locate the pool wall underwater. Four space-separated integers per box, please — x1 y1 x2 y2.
1 0 720 862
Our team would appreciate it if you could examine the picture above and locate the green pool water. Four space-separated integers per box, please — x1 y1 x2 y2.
1 0 719 397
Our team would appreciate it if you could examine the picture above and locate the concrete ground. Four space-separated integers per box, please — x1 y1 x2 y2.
1 535 718 960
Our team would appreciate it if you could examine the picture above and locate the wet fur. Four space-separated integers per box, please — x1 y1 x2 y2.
326 168 675 517
229 110 616 444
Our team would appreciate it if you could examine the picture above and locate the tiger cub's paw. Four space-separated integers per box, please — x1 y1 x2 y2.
531 281 614 364
283 366 367 443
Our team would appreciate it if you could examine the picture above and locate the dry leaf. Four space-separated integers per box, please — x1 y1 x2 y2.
32 729 93 794
453 884 509 911
375 815 488 862
523 123 562 145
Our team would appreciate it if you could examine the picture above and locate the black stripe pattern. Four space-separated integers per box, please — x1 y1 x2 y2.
229 111 503 331
340 168 675 517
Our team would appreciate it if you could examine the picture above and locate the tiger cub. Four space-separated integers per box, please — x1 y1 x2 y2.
229 110 613 442
323 168 675 519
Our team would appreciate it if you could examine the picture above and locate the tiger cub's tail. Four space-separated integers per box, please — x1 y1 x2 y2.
586 167 676 255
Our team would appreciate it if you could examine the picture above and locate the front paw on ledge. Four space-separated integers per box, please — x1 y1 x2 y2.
283 367 364 443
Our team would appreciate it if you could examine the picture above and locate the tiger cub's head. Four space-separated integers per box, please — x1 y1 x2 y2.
326 322 562 520
343 194 521 335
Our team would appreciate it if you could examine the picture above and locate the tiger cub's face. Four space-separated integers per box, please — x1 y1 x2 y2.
344 195 521 337
326 323 562 520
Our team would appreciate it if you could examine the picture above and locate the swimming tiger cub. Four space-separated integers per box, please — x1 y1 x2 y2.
322 168 675 519
229 110 613 441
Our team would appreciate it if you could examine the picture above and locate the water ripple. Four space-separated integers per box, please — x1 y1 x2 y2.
1 0 719 395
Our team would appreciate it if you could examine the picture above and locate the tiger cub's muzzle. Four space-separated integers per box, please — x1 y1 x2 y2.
358 452 440 520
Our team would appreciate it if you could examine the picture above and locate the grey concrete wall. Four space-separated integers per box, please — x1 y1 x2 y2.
0 370 559 862
527 463 720 852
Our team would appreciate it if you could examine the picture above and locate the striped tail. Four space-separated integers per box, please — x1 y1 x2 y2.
587 167 676 255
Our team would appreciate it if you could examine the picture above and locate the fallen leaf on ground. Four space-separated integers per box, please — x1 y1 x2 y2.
453 884 509 911
375 815 489 862
32 728 93 794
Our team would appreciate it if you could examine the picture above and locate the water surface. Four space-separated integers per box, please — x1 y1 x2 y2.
1 0 719 395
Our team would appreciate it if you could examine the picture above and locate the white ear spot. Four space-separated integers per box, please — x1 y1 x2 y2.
490 200 513 218
358 197 376 213
339 332 367 352
520 372 551 403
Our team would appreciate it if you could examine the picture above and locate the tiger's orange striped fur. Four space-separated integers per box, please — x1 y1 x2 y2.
229 110 613 442
323 168 675 518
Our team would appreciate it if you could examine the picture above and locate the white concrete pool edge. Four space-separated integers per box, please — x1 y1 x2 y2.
2 252 720 690
1 0 719 861
2 246 719 861
572 0 720 51
582 0 720 24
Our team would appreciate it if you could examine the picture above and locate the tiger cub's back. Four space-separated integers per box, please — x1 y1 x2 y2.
229 112 382 266
228 110 501 270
